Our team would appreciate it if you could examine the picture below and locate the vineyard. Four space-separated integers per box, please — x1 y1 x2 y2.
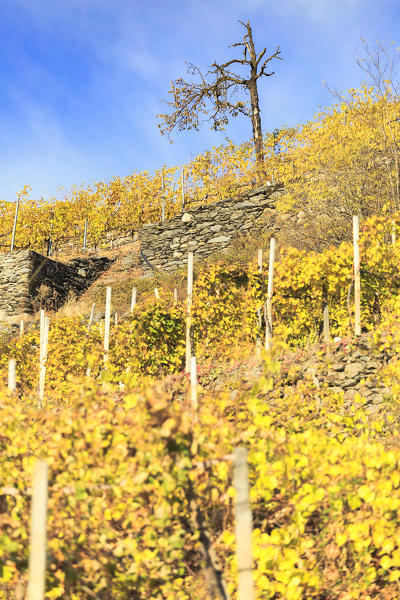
2 205 400 598
2 85 400 255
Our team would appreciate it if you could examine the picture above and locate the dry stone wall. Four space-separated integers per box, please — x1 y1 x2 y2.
0 183 288 318
0 251 112 318
298 334 392 412
191 332 394 416
260 333 393 417
0 251 32 317
138 183 285 272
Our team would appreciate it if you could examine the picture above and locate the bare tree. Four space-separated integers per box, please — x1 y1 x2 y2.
326 38 400 211
355 38 400 98
355 38 400 210
157 20 282 175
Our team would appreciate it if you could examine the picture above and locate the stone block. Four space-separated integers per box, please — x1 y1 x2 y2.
234 200 258 209
182 212 194 223
0 251 112 317
207 235 231 244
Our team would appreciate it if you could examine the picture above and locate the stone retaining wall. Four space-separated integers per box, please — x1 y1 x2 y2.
0 251 112 318
278 334 393 414
201 332 393 415
138 183 285 272
0 183 288 317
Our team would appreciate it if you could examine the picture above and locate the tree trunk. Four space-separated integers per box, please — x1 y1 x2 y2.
248 76 265 180
245 21 265 180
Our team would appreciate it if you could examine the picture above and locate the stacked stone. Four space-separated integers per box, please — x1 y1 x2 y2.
66 257 113 285
164 333 394 416
138 184 285 272
318 336 391 412
286 334 393 414
0 251 112 318
107 231 138 248
0 251 32 316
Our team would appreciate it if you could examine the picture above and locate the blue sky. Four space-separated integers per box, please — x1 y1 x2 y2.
0 0 399 202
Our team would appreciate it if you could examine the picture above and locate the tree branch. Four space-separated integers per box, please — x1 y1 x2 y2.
157 18 282 158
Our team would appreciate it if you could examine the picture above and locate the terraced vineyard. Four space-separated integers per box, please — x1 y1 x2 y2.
1 209 400 599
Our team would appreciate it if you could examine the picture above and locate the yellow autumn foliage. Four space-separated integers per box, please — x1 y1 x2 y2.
2 84 400 599
2 85 400 253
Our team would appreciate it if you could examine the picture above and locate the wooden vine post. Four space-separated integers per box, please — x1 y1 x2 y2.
161 170 165 222
27 460 48 600
8 358 16 392
190 355 198 418
181 169 185 210
257 249 263 272
130 287 137 313
38 311 49 409
265 237 276 351
323 304 330 344
256 249 263 353
185 252 194 373
353 216 361 336
233 447 255 600
83 217 88 252
88 302 96 330
104 286 112 363
10 195 20 251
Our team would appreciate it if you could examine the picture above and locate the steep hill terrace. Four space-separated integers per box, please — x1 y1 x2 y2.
0 251 112 320
138 183 285 271
0 183 289 319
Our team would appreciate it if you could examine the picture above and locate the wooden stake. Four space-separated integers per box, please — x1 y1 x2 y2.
104 286 111 363
265 238 276 351
10 195 21 251
255 249 263 358
88 302 96 330
257 248 263 273
190 355 198 417
353 216 361 336
130 287 137 313
39 309 45 352
27 460 48 600
8 358 16 392
83 217 88 252
185 252 194 373
38 315 49 408
181 170 185 209
39 316 49 367
173 287 178 305
233 448 255 600
256 249 263 350
323 304 329 344
154 287 160 300
161 170 165 222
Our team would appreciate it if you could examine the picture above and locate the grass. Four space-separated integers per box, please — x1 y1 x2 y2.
22 231 279 320
67 233 270 316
